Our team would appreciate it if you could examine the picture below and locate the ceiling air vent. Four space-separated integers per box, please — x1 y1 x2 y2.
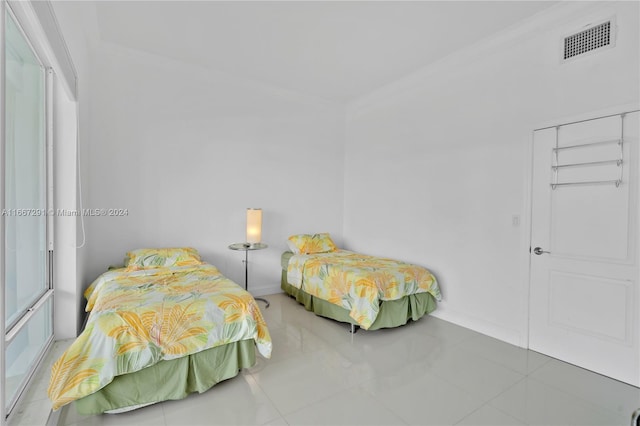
563 20 612 60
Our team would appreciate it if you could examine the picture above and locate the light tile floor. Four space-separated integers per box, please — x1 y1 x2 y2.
18 293 640 425
7 339 71 426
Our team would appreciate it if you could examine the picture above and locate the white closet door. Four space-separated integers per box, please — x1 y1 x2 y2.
529 111 639 386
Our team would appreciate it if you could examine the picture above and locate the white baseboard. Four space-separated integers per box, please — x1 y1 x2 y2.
251 282 527 349
429 307 525 348
46 407 62 426
248 283 283 298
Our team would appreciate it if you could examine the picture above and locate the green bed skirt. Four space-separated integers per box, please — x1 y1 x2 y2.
281 271 437 330
74 339 256 415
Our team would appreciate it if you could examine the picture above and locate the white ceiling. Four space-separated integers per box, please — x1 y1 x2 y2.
92 1 558 103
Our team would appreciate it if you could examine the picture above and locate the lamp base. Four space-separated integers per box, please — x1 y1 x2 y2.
254 297 270 308
245 242 268 250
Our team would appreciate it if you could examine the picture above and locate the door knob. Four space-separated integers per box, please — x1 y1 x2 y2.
533 247 550 255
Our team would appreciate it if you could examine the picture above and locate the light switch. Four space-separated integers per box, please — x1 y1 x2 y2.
512 214 520 227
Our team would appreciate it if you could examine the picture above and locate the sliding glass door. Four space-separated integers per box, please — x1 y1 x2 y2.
3 7 52 416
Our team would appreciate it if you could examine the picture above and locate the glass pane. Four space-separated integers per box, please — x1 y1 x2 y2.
4 297 52 410
4 11 47 327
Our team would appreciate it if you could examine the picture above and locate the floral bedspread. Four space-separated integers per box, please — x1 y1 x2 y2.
48 264 271 410
287 250 441 329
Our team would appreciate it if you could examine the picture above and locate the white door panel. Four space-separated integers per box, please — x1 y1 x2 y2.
529 111 639 386
548 271 631 343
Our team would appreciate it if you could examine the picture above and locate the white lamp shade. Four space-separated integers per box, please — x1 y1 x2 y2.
246 208 262 244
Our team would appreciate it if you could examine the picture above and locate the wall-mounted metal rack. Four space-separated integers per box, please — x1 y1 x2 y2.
550 117 625 190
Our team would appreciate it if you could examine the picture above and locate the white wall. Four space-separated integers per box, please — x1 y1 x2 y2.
51 1 638 347
343 1 640 346
82 42 345 295
53 75 78 339
52 1 345 320
50 0 94 334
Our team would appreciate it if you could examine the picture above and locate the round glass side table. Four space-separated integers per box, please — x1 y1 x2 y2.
228 242 269 308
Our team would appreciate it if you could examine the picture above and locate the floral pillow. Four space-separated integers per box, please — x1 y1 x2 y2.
125 247 203 269
287 233 337 255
